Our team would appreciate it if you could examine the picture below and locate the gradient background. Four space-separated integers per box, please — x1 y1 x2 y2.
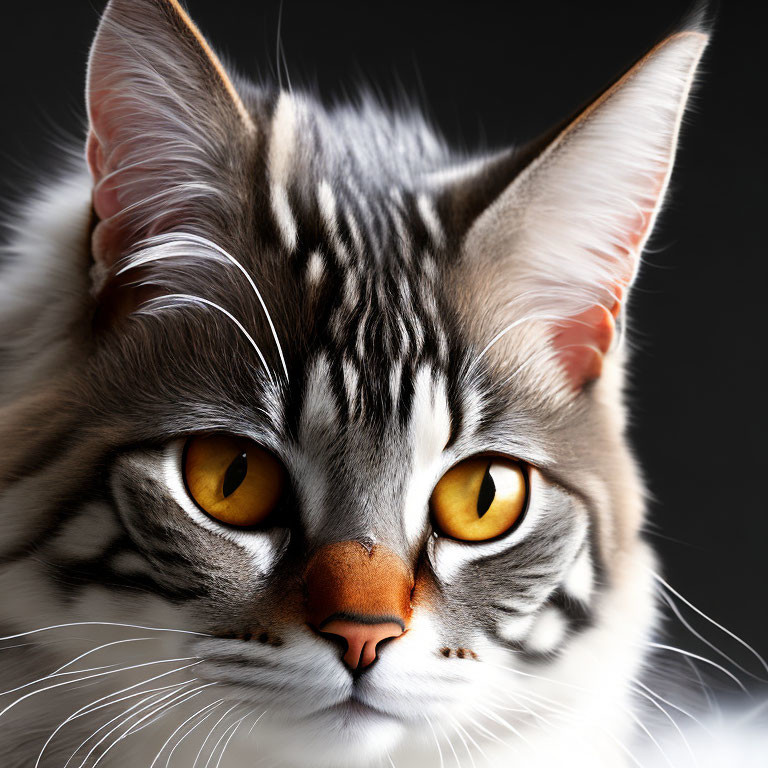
1 1 765 676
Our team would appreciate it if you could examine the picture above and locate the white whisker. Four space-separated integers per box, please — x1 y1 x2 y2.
142 294 276 385
129 683 217 737
631 682 699 768
162 700 224 768
486 688 559 731
39 685 177 767
0 657 200 723
248 709 267 736
213 708 256 768
628 707 676 768
468 312 563 376
65 686 186 768
658 584 768 684
193 703 240 768
464 712 515 752
53 637 154 674
486 664 650 767
90 683 215 768
441 708 479 768
147 699 219 768
633 678 712 735
122 233 290 383
651 571 768 676
435 717 462 768
0 621 211 642
35 661 204 768
1 663 122 699
645 643 750 695
472 702 531 747
76 684 196 768
495 347 557 390
425 714 445 768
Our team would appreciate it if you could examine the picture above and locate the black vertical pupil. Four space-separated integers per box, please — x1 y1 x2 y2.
477 463 496 518
222 451 248 498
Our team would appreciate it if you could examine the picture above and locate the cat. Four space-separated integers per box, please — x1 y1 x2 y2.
0 1 764 767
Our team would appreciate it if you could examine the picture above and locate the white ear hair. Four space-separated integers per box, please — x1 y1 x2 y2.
85 0 255 271
464 30 708 325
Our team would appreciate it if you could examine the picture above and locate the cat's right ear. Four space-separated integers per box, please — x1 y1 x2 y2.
86 0 256 278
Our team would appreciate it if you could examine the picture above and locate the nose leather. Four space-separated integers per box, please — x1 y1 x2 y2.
320 618 404 669
304 541 413 670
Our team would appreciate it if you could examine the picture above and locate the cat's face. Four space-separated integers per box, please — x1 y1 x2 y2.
0 1 708 766
94 284 592 763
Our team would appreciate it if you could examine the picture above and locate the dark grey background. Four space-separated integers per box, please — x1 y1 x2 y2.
1 2 765 669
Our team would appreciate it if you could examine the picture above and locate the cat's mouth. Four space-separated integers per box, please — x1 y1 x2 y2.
320 694 395 721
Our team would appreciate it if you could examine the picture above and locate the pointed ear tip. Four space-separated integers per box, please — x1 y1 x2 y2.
667 1 715 50
89 0 183 49
650 28 710 68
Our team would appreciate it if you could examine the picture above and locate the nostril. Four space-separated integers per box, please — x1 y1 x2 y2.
316 617 404 670
317 627 350 655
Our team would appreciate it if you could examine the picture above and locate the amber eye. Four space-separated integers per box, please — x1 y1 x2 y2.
183 435 285 527
430 456 527 541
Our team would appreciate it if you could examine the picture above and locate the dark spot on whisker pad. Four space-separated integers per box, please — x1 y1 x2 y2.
439 647 478 660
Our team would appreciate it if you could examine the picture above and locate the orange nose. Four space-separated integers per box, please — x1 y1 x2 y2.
304 541 413 670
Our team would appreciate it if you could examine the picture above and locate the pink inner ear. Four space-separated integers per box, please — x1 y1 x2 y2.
551 186 661 390
86 126 123 222
86 130 125 268
86 130 102 182
552 295 621 389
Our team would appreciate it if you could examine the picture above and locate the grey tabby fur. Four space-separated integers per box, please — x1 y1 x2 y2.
4 2 761 768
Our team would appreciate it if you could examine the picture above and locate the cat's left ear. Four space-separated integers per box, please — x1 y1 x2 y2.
447 25 709 390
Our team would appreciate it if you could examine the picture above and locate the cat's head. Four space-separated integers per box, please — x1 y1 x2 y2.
0 0 708 765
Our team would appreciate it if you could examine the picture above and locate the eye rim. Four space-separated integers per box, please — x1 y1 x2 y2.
429 453 530 543
181 433 287 530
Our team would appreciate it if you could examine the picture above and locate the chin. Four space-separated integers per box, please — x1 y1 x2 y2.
259 702 407 767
